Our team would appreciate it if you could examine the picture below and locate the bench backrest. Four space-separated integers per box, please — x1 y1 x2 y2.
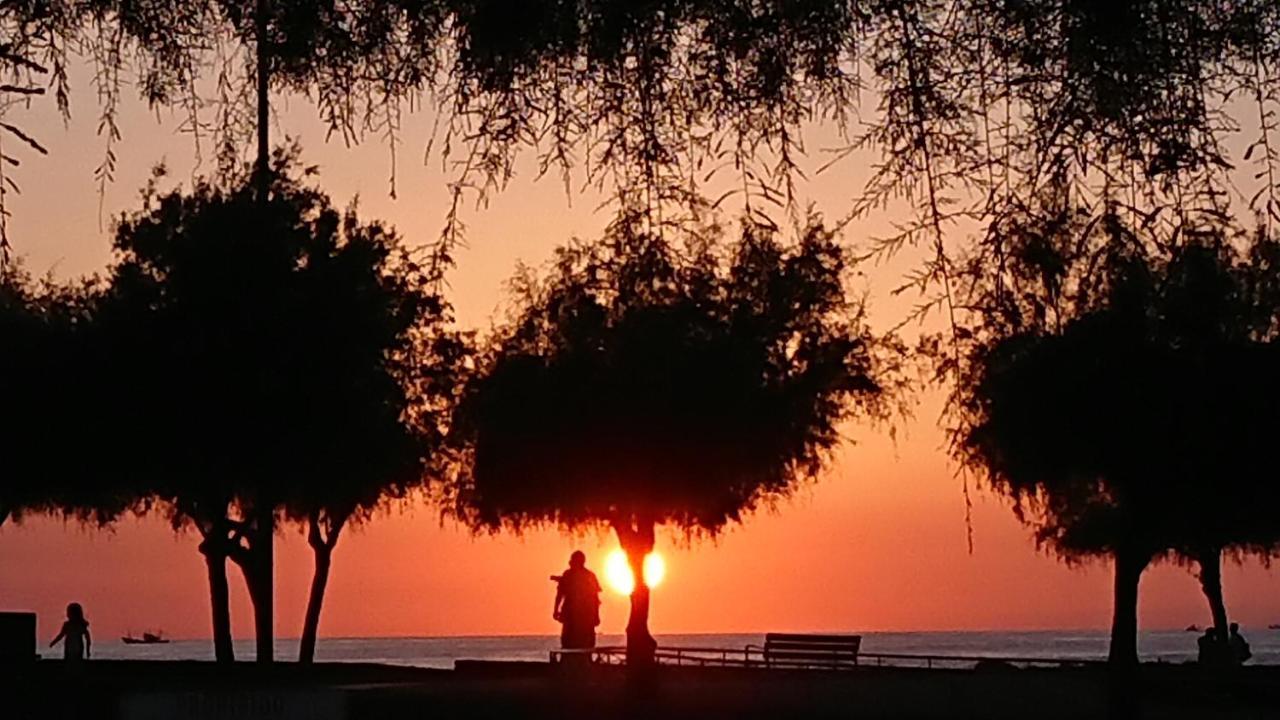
763 633 861 666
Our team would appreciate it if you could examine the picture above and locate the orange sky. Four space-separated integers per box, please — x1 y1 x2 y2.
1 68 1277 643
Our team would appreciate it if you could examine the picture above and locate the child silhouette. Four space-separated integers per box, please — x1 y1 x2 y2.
50 602 91 661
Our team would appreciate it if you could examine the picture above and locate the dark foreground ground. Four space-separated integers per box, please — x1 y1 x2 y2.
5 659 1279 719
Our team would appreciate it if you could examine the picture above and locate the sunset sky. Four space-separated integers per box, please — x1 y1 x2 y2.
1 65 1278 644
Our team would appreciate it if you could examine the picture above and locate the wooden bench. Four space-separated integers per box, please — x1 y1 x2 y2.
761 633 861 669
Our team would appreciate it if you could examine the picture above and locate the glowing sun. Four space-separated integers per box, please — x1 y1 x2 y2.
603 549 666 595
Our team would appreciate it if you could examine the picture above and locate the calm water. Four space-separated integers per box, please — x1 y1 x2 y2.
93 630 1280 667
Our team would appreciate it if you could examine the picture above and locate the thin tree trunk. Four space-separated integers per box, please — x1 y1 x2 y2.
299 512 344 664
230 510 274 664
254 0 270 196
236 554 273 663
250 0 273 663
200 542 235 663
613 517 657 668
298 546 331 665
1108 547 1149 666
252 509 274 663
1197 547 1229 635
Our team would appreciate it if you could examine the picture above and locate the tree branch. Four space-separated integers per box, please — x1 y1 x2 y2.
0 124 48 155
307 509 323 550
325 514 346 551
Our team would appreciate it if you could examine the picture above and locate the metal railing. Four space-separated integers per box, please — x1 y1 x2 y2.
550 645 759 668
548 645 1104 671
850 652 1100 670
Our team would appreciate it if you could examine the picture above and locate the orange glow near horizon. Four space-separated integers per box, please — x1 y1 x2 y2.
603 550 666 595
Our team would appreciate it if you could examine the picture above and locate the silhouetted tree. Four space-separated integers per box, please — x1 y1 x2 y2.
1156 236 1280 640
16 2 1279 255
420 0 1280 257
452 215 901 666
954 299 1174 666
102 148 464 662
9 4 1280 653
947 203 1280 665
0 265 136 539
0 266 59 528
273 212 469 664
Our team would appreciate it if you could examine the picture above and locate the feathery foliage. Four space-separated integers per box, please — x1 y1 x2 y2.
451 213 902 663
946 201 1280 663
100 146 468 660
0 263 136 529
454 216 898 534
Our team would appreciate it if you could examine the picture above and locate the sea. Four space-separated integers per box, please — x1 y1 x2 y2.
93 630 1280 668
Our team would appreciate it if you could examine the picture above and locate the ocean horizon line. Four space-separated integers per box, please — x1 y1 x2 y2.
154 627 1243 643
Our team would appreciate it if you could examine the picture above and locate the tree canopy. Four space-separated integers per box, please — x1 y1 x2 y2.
99 148 468 661
4 0 1280 671
947 204 1280 663
454 218 896 533
4 1 1277 247
0 264 136 529
452 214 902 662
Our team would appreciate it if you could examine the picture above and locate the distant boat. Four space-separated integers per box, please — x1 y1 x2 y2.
1185 624 1201 632
1269 624 1280 631
121 631 169 645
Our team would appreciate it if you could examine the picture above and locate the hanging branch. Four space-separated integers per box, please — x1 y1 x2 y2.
1249 49 1280 234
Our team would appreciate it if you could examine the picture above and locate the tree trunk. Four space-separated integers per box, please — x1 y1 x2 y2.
251 509 274 663
249 1 273 662
1197 547 1229 635
231 509 275 664
623 549 656 667
200 543 235 663
614 517 657 668
299 512 344 664
1108 547 1149 666
254 0 270 195
298 546 331 664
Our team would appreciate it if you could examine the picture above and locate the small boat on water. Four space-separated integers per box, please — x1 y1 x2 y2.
121 631 170 645
1268 624 1280 631
1185 624 1201 632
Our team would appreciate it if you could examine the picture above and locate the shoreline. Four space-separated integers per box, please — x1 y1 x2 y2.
84 629 1280 670
8 658 1279 719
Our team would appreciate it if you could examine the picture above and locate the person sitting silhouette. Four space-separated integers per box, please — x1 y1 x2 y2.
49 602 91 662
1228 623 1251 665
1197 625 1239 667
552 551 601 659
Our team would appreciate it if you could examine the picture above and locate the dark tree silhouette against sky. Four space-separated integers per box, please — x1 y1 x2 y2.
3 1 1280 672
271 207 470 665
5 1 1278 255
947 200 1280 666
100 147 468 663
0 265 135 532
451 215 903 666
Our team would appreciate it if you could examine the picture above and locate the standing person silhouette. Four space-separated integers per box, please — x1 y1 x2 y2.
552 551 601 662
50 602 91 662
